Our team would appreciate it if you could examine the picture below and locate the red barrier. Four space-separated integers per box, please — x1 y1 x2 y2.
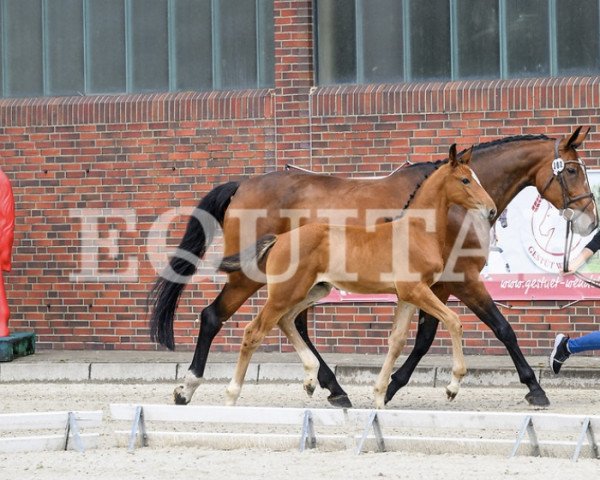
0 168 15 337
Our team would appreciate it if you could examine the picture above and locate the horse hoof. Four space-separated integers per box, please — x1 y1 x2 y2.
304 383 316 397
327 394 353 409
446 388 458 401
173 386 190 405
525 391 550 408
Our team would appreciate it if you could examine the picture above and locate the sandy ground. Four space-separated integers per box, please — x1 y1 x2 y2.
1 381 600 480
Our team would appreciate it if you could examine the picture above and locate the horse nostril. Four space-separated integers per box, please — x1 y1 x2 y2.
489 208 497 219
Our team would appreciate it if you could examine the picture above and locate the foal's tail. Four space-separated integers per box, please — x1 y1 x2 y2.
148 181 240 350
218 234 278 273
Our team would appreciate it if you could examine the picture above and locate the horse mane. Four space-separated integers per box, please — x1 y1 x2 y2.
383 134 554 220
464 134 551 156
400 162 445 212
395 135 551 215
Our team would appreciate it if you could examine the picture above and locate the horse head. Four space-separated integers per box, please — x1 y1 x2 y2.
446 144 496 222
536 126 598 236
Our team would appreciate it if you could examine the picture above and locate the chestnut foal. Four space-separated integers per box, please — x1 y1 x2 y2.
219 145 496 408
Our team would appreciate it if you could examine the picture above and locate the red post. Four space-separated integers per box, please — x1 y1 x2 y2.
0 167 15 337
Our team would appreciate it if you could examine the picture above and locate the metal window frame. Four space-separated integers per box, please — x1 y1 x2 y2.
321 0 600 86
0 0 273 98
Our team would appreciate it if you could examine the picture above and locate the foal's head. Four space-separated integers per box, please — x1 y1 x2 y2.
443 144 496 221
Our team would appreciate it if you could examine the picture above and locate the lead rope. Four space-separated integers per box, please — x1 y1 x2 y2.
574 271 600 289
563 219 573 273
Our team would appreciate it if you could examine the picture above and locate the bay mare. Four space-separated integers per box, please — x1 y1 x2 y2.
149 127 598 408
218 145 496 407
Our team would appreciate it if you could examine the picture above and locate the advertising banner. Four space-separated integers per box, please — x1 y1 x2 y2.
321 170 600 303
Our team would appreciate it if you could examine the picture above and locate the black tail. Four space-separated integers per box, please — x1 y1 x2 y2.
218 234 278 273
148 181 240 350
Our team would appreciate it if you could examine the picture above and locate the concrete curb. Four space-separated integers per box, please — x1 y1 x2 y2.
1 361 598 389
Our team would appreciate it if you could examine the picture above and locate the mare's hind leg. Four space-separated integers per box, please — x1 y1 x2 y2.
175 273 262 405
373 302 417 409
277 283 332 398
294 310 352 408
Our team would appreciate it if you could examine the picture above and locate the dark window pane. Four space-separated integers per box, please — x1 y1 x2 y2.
174 0 212 91
362 0 403 83
87 0 126 93
131 0 169 92
409 0 450 81
557 0 599 74
4 0 43 96
47 0 84 96
317 0 356 85
506 0 549 77
219 0 257 89
456 0 499 79
257 0 274 87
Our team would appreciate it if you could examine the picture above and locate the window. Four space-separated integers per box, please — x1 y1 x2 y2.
316 0 600 85
0 0 274 98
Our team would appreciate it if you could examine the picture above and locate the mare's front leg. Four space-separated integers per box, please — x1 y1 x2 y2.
175 273 262 405
373 302 417 408
385 284 448 404
453 277 550 407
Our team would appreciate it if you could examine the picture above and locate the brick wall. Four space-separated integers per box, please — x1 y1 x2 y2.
2 0 600 356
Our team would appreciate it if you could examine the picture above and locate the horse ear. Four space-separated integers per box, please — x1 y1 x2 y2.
449 143 458 167
565 126 590 150
459 146 473 165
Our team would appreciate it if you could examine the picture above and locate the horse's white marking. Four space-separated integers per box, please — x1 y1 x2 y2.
579 159 598 222
225 380 242 406
178 371 203 402
468 166 483 186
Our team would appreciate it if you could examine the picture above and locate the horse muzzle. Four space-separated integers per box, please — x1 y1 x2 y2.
566 209 598 236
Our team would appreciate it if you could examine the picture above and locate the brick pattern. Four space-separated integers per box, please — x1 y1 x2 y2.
1 93 276 350
1 1 600 357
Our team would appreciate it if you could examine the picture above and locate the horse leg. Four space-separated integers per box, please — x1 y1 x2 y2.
385 286 449 404
385 311 440 404
454 279 550 407
277 283 332 398
225 301 290 406
294 310 352 408
374 302 417 409
174 275 262 405
403 283 466 400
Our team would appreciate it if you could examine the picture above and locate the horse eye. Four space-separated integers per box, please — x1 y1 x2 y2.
462 178 470 185
567 167 577 174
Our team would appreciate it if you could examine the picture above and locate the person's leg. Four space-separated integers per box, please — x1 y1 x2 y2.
550 331 600 375
549 334 570 374
567 331 600 353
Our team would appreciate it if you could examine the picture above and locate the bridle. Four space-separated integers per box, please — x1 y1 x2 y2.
539 139 598 282
539 138 595 224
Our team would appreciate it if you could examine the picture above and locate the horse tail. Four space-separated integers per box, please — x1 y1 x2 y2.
219 234 278 274
148 181 240 350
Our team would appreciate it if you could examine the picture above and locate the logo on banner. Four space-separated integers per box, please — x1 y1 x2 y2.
522 195 582 272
